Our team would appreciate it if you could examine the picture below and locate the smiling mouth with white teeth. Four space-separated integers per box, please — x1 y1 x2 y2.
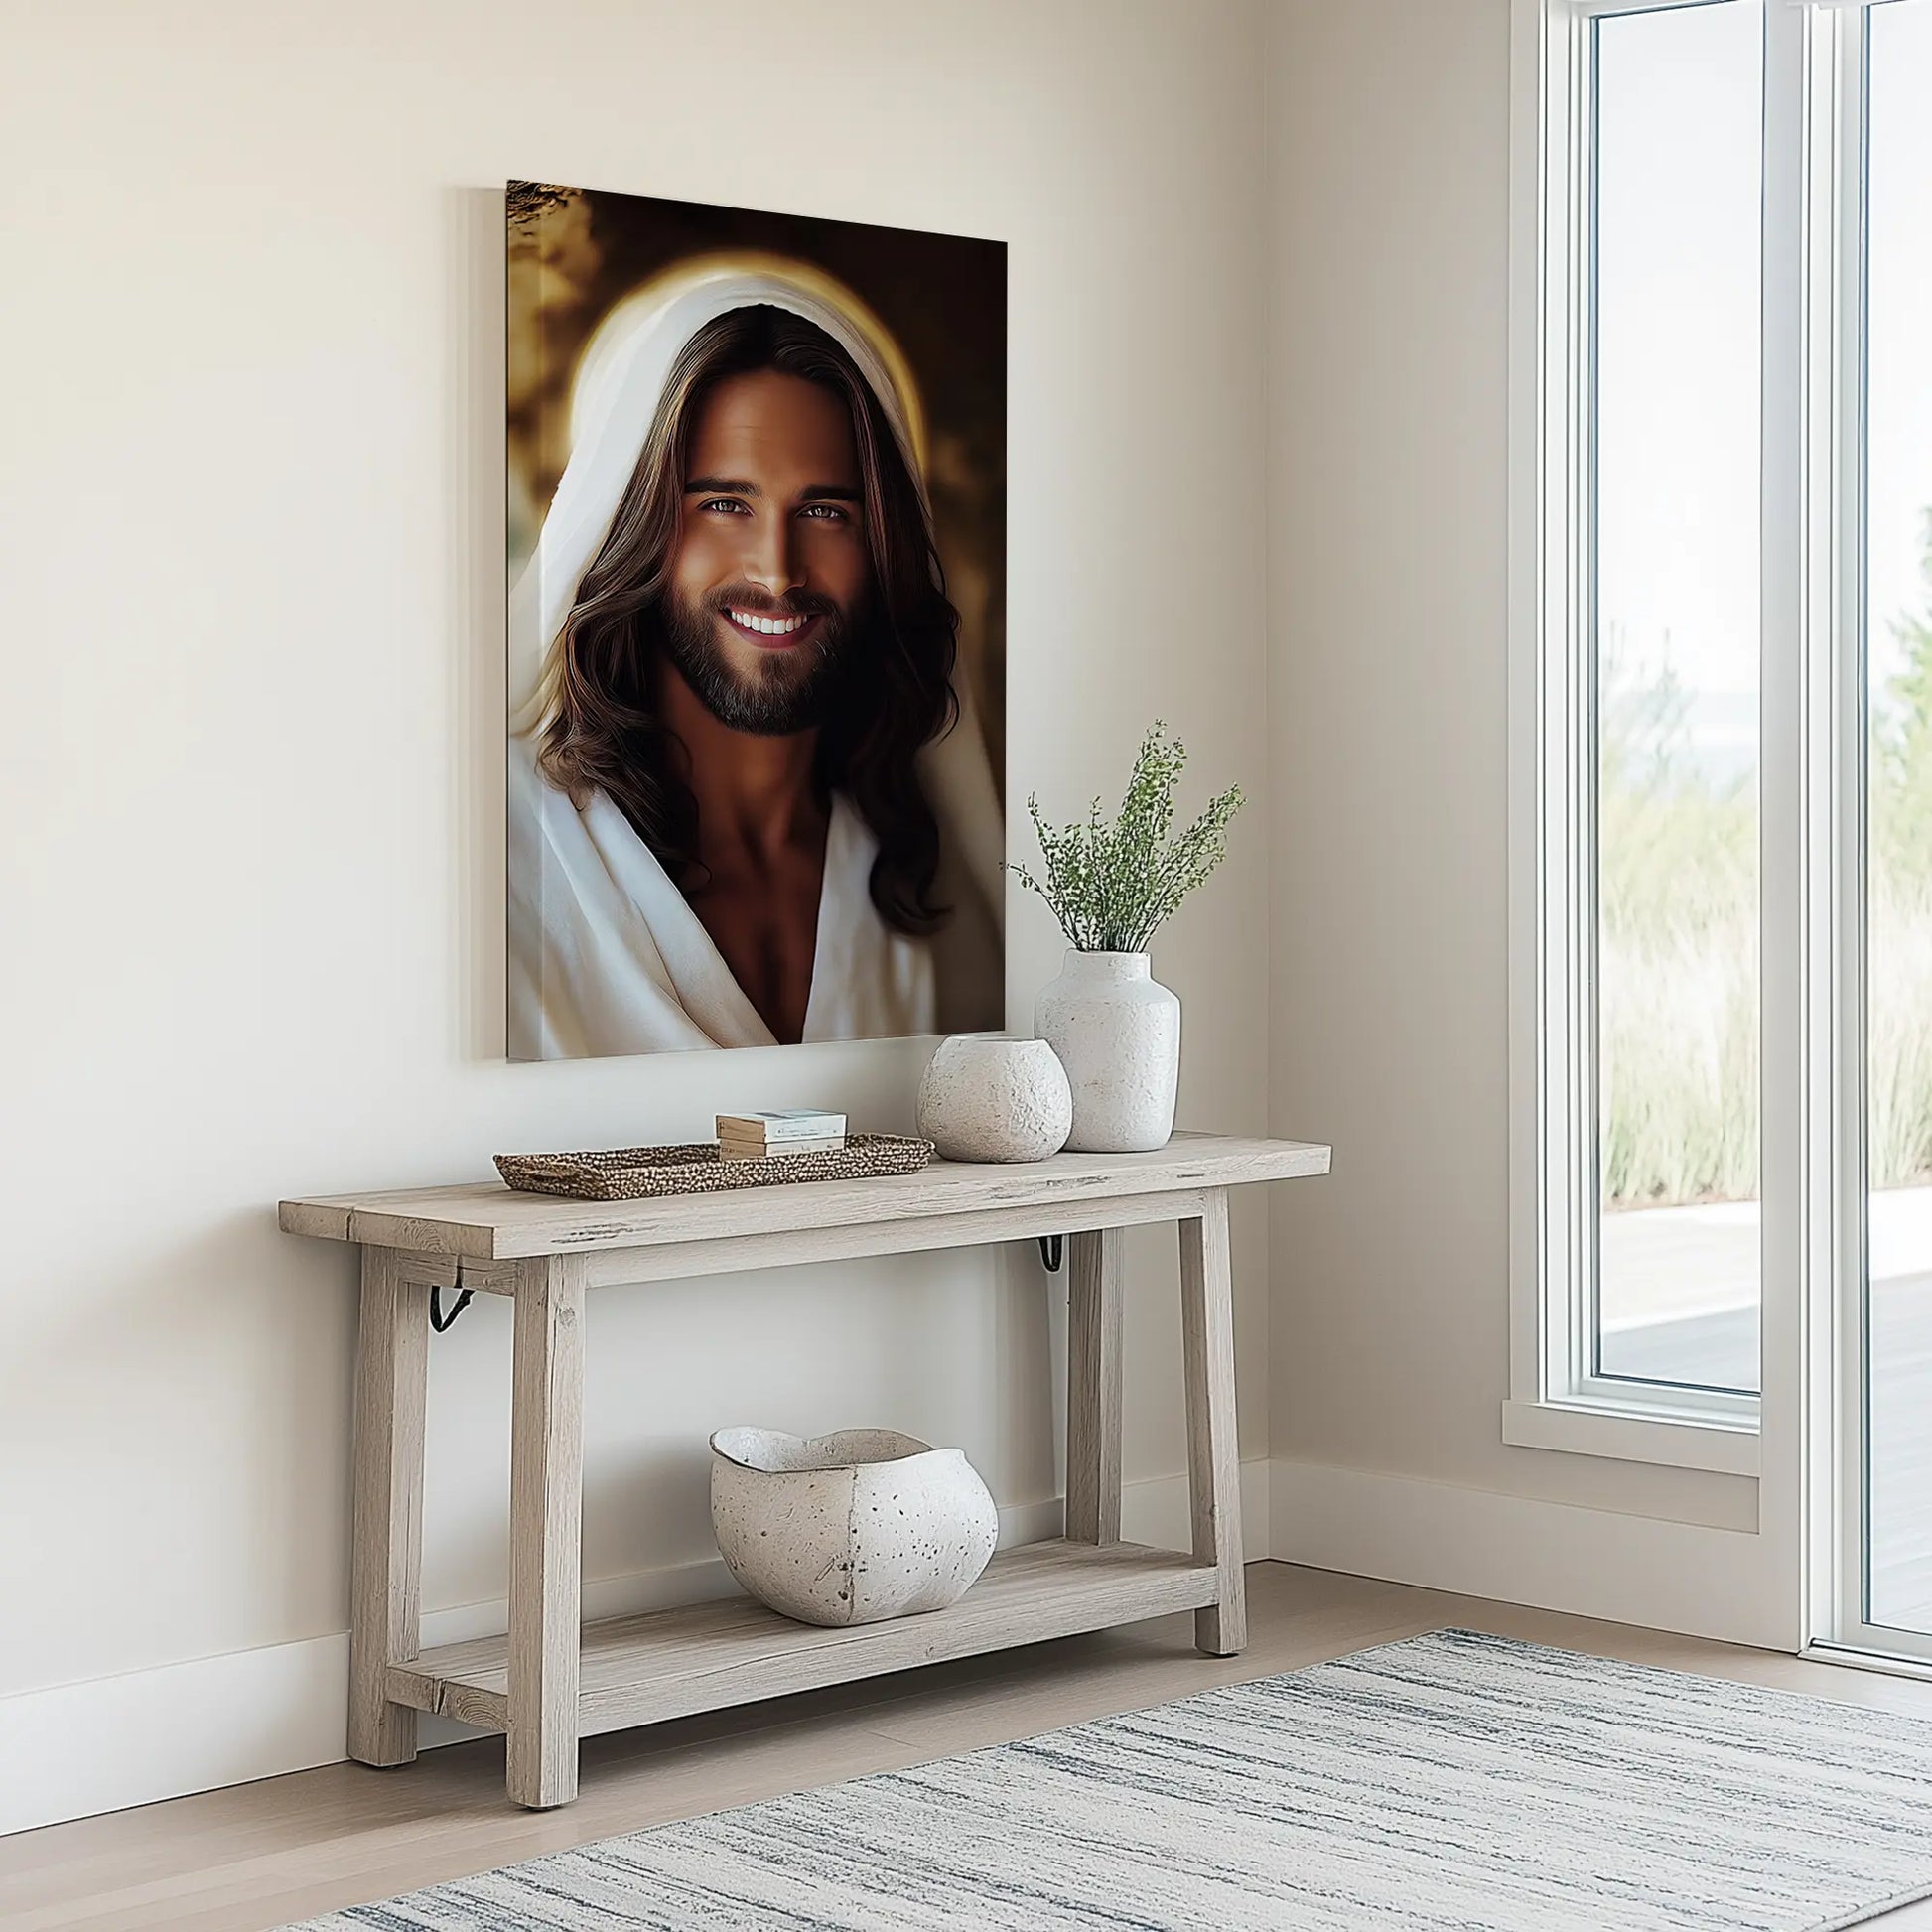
729 609 807 635
720 606 824 648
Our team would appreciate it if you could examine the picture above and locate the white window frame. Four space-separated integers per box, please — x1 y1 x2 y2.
1505 0 1822 1477
1799 0 1932 1671
1512 0 1932 1654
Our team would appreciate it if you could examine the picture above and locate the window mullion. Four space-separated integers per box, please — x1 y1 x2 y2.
1569 10 1602 1406
1816 6 1873 1653
1760 0 1863 1633
1531 0 1595 1411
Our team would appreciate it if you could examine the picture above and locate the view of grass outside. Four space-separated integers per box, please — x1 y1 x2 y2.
1597 639 1759 1212
1598 526 1932 1215
1589 1 1763 1388
1868 525 1932 1198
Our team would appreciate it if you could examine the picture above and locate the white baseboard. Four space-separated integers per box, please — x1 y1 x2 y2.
0 1459 1271 1839
1268 1457 1792 1651
0 1629 354 1845
18 1456 1795 1841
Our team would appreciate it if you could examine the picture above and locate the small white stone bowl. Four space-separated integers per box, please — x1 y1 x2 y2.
915 1035 1073 1162
709 1426 999 1628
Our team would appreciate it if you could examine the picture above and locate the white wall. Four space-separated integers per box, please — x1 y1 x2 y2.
0 0 1274 1829
2 0 1806 1843
1263 0 1785 1644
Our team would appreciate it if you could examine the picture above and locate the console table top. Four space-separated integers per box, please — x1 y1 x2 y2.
279 1132 1330 1261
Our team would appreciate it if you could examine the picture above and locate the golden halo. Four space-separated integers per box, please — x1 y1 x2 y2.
568 249 930 479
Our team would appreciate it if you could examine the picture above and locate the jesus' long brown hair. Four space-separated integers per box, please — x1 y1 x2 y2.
537 305 959 936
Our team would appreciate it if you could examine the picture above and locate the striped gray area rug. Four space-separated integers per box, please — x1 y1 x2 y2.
291 1629 1932 1931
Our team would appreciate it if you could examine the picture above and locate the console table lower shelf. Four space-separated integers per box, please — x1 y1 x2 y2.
394 1539 1217 1738
279 1133 1331 1809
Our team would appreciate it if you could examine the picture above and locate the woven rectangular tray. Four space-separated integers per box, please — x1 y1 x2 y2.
494 1133 934 1202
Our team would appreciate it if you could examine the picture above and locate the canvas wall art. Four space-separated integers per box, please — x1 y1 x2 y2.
505 182 1007 1060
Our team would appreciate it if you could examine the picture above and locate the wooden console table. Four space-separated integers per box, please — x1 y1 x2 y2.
280 1132 1329 1809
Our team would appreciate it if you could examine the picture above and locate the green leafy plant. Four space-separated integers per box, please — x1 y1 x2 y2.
1012 722 1243 953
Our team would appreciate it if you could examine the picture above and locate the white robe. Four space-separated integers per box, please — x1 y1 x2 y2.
508 740 937 1058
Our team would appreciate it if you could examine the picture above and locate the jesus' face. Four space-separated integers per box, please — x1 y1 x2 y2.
661 368 874 736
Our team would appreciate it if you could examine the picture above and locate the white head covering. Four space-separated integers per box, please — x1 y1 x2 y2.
509 259 1005 1052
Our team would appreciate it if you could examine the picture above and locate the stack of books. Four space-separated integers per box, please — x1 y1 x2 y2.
715 1110 849 1162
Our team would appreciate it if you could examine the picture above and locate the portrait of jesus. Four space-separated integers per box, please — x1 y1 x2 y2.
506 188 1006 1060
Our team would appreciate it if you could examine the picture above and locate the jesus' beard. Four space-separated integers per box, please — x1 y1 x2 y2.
657 585 861 737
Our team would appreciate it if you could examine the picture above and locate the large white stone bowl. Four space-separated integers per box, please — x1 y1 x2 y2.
709 1426 999 1627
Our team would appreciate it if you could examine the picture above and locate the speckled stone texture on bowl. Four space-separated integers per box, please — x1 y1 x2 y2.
914 1035 1073 1163
709 1427 999 1627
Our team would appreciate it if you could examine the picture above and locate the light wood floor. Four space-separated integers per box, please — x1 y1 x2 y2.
7 1561 1932 1932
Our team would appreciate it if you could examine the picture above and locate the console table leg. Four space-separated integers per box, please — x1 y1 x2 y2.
347 1247 428 1767
1065 1227 1124 1545
506 1254 586 1809
1180 1191 1246 1656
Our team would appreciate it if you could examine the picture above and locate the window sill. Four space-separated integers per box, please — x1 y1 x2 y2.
1501 1398 1760 1477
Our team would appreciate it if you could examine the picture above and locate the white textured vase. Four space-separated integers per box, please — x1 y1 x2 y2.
709 1427 999 1628
1034 949 1181 1153
915 1035 1073 1163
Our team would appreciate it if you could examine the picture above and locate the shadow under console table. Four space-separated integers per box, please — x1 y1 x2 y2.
279 1131 1331 1809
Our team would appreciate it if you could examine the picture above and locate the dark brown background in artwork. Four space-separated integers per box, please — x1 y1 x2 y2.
507 185 1007 793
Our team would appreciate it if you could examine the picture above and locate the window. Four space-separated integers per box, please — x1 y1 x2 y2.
1854 0 1932 1650
1508 0 1777 1471
1589 3 1764 1401
1513 0 1932 1662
